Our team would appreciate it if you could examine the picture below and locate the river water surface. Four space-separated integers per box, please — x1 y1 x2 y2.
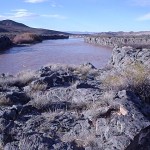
0 38 112 74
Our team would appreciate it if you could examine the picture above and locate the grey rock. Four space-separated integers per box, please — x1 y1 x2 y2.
18 133 54 150
4 142 19 150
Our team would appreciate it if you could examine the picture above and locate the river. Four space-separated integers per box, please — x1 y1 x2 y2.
0 38 112 74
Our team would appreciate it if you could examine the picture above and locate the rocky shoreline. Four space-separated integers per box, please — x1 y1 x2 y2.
0 43 150 149
84 35 150 48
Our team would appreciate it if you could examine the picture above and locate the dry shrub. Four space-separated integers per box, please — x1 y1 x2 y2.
30 92 52 110
124 62 150 103
0 95 12 106
16 70 36 85
102 61 150 103
102 73 127 91
13 33 42 44
30 82 47 91
0 70 36 87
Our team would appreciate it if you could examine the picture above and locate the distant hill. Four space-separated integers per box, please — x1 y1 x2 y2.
0 20 28 28
0 19 69 35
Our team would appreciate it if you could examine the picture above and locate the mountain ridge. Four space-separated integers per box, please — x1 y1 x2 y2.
0 19 69 35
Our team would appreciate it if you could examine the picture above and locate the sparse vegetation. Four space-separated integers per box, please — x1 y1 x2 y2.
102 61 150 103
0 45 149 149
0 95 12 106
0 70 36 87
13 33 42 44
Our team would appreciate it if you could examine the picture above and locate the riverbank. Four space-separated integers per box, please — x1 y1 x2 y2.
0 20 69 50
0 34 69 50
84 35 150 48
0 44 149 149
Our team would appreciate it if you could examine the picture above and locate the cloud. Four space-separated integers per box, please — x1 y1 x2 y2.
49 0 63 8
0 9 67 20
0 9 37 20
132 0 150 6
24 0 47 3
137 13 150 21
41 14 67 19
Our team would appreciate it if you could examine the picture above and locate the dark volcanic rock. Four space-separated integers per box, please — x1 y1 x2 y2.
126 125 150 150
6 92 30 105
0 56 149 149
0 36 12 50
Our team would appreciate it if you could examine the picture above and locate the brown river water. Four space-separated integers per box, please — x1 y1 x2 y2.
0 38 112 74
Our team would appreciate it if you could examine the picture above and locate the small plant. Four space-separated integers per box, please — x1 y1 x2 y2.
30 82 47 91
102 73 127 91
0 95 12 106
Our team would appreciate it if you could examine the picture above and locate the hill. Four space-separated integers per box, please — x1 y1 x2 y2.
0 19 69 36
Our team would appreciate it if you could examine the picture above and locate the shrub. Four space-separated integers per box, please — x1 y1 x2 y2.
102 72 127 91
0 70 36 87
0 95 12 106
102 61 150 103
30 82 47 92
13 33 42 44
124 62 150 103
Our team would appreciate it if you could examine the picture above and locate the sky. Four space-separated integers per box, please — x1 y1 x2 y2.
1 0 150 32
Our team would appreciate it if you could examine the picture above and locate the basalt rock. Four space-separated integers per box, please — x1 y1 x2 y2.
0 36 12 50
0 59 149 149
84 35 150 48
109 46 150 69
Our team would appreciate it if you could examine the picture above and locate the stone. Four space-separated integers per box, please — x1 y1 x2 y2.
6 92 30 105
18 133 54 150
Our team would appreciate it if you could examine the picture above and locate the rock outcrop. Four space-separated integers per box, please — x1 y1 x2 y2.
0 36 12 50
0 53 150 150
109 46 150 69
0 30 150 149
84 35 150 48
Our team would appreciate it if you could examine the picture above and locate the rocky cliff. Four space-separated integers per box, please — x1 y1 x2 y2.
84 35 150 48
110 46 150 69
0 44 150 149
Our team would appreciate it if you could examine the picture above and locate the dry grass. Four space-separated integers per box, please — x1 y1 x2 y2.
0 70 36 87
124 62 150 103
30 92 52 110
74 66 98 80
13 33 42 44
0 95 12 106
102 72 127 91
30 82 47 91
102 61 150 103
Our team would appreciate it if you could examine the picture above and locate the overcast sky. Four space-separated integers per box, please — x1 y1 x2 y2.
1 0 150 32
